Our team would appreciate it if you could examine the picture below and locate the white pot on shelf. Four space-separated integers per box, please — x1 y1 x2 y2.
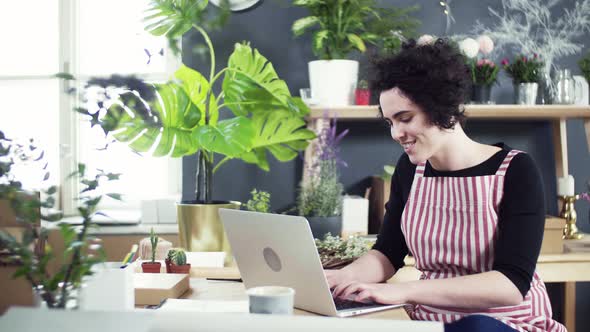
308 60 359 107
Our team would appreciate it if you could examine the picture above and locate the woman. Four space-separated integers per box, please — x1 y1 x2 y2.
327 39 566 332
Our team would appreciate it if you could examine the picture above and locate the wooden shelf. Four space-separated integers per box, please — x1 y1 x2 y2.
309 105 590 120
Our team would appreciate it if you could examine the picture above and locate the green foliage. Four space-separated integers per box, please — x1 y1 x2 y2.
578 53 590 83
0 131 119 308
315 233 370 269
67 0 316 203
144 0 230 56
502 55 544 84
245 189 271 213
298 159 344 217
149 228 159 263
291 0 420 59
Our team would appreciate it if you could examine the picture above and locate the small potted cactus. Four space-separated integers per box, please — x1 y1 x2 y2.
141 228 162 273
168 248 191 274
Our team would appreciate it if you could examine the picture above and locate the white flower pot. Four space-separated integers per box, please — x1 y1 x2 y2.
308 60 359 107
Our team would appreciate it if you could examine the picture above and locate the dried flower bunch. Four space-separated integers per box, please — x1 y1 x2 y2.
502 55 544 84
456 35 500 86
315 233 370 269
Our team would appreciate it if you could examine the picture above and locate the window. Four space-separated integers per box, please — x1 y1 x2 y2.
0 0 181 216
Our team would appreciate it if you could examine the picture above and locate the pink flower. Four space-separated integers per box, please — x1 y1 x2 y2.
477 59 485 66
501 58 509 66
522 56 527 62
483 59 495 66
581 192 590 203
533 53 538 59
477 35 494 55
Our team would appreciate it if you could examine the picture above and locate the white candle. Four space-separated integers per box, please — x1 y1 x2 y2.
557 175 575 196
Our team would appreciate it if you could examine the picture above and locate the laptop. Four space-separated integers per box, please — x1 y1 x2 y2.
218 209 404 317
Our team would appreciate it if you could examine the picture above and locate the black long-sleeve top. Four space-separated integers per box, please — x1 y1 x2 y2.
373 143 545 297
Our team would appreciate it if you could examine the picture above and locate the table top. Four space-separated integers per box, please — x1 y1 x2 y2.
181 279 411 320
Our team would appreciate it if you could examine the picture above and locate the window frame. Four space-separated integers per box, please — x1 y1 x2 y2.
57 0 182 215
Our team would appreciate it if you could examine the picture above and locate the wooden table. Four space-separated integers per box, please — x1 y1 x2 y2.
181 279 411 320
192 244 590 331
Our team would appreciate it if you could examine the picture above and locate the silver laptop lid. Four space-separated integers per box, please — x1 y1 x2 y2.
219 209 338 316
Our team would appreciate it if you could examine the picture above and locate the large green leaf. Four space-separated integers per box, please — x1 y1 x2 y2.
174 64 219 125
238 110 316 171
143 0 208 38
222 43 308 117
104 83 201 158
192 116 254 158
292 16 319 36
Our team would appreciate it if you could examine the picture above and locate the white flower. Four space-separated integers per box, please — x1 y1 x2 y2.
459 38 479 58
477 35 494 55
417 34 435 46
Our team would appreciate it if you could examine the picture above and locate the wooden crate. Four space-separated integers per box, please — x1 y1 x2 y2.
368 177 391 234
541 216 566 254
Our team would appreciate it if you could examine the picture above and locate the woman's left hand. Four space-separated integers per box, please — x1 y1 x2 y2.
333 282 411 305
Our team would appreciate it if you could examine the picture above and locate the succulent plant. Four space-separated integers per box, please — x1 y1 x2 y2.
171 248 187 266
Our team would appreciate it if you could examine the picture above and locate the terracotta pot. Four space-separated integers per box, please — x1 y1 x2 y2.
141 262 161 273
170 264 191 274
165 258 172 273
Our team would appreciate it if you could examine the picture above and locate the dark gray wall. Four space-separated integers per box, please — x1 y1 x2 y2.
181 1 589 329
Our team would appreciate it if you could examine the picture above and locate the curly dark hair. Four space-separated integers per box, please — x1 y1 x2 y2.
369 38 471 129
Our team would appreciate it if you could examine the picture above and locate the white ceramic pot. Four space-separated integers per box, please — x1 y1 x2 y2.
308 60 359 107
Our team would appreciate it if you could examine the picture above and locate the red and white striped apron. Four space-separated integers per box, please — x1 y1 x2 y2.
400 150 566 332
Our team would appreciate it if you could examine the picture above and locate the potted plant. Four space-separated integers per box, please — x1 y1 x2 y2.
141 228 161 273
291 0 420 106
502 54 544 104
355 80 370 105
315 233 370 269
0 130 120 309
245 189 271 213
68 0 315 263
297 115 348 239
166 248 191 274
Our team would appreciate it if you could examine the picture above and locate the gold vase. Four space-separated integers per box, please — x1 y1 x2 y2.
176 201 241 266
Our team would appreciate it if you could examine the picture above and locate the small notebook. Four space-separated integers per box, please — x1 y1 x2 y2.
134 273 190 305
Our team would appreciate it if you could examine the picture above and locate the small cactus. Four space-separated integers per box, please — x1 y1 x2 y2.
149 228 159 263
171 248 187 266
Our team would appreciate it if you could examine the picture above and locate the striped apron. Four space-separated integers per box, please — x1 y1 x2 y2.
400 150 566 332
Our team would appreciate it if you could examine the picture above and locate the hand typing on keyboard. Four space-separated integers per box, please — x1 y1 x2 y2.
331 282 408 305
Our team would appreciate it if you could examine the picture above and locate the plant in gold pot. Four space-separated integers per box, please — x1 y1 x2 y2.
69 0 315 263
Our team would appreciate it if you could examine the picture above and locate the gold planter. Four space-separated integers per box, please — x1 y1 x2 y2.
176 201 241 266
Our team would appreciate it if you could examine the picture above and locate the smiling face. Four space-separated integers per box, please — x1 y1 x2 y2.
379 87 450 165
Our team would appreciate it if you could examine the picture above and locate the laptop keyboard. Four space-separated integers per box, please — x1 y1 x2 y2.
334 297 381 311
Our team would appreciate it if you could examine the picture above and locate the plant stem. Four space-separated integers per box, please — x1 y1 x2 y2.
58 212 92 308
212 156 232 174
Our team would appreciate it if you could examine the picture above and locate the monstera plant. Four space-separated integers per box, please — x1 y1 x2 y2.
72 0 316 257
88 0 315 204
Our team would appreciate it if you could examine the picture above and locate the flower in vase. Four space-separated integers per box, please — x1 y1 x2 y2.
471 58 500 86
503 55 544 84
